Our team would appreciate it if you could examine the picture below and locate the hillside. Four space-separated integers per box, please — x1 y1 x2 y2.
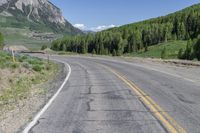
125 40 187 59
0 0 82 35
51 3 200 60
107 3 200 41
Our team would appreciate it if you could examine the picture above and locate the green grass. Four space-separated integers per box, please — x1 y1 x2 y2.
0 51 58 109
0 52 15 69
125 40 187 59
0 27 62 50
1 27 51 50
57 51 78 55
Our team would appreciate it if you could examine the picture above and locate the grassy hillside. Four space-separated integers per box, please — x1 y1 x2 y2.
0 27 62 50
51 3 200 60
125 41 187 59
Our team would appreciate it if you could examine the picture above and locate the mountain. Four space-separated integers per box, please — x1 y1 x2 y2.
0 0 82 35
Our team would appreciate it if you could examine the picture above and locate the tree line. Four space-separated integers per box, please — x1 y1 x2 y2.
51 4 200 60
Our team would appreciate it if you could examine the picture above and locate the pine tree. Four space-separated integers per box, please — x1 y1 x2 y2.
41 44 48 50
184 39 193 60
178 22 186 40
194 36 200 61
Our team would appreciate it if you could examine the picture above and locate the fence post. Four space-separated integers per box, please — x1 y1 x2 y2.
11 49 15 62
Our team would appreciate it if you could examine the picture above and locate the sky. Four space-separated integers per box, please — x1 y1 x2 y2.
49 0 200 31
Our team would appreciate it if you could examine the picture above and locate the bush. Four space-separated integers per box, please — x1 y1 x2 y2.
45 64 51 71
10 63 19 69
32 65 44 72
183 40 194 60
112 49 117 56
178 48 183 59
22 62 31 69
161 47 167 59
41 44 48 50
18 55 28 62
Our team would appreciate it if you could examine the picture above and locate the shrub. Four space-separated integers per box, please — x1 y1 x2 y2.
112 49 117 56
183 40 194 60
178 48 183 59
161 47 167 59
32 65 44 72
41 44 48 50
18 55 28 62
45 64 51 71
10 63 19 69
22 62 31 69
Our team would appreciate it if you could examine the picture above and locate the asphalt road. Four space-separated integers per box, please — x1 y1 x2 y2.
28 55 200 133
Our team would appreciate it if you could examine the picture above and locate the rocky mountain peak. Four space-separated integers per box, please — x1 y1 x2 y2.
0 0 82 34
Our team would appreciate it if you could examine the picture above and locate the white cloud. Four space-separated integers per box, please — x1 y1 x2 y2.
91 24 117 31
73 24 86 30
73 24 118 32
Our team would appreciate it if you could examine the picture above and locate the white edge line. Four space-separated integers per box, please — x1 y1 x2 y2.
23 62 71 133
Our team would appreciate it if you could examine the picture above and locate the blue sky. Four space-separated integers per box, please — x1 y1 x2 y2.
49 0 199 31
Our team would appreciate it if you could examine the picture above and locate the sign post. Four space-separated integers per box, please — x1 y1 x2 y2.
11 49 15 62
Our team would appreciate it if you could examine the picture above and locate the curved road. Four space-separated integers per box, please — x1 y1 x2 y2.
28 55 200 133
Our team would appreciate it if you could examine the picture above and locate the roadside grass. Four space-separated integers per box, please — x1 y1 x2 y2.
0 51 58 110
124 40 187 59
57 51 78 55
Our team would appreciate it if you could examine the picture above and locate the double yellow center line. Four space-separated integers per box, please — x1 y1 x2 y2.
100 64 186 133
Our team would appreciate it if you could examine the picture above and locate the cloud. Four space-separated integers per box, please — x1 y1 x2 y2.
73 24 118 31
91 24 117 31
73 24 86 30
